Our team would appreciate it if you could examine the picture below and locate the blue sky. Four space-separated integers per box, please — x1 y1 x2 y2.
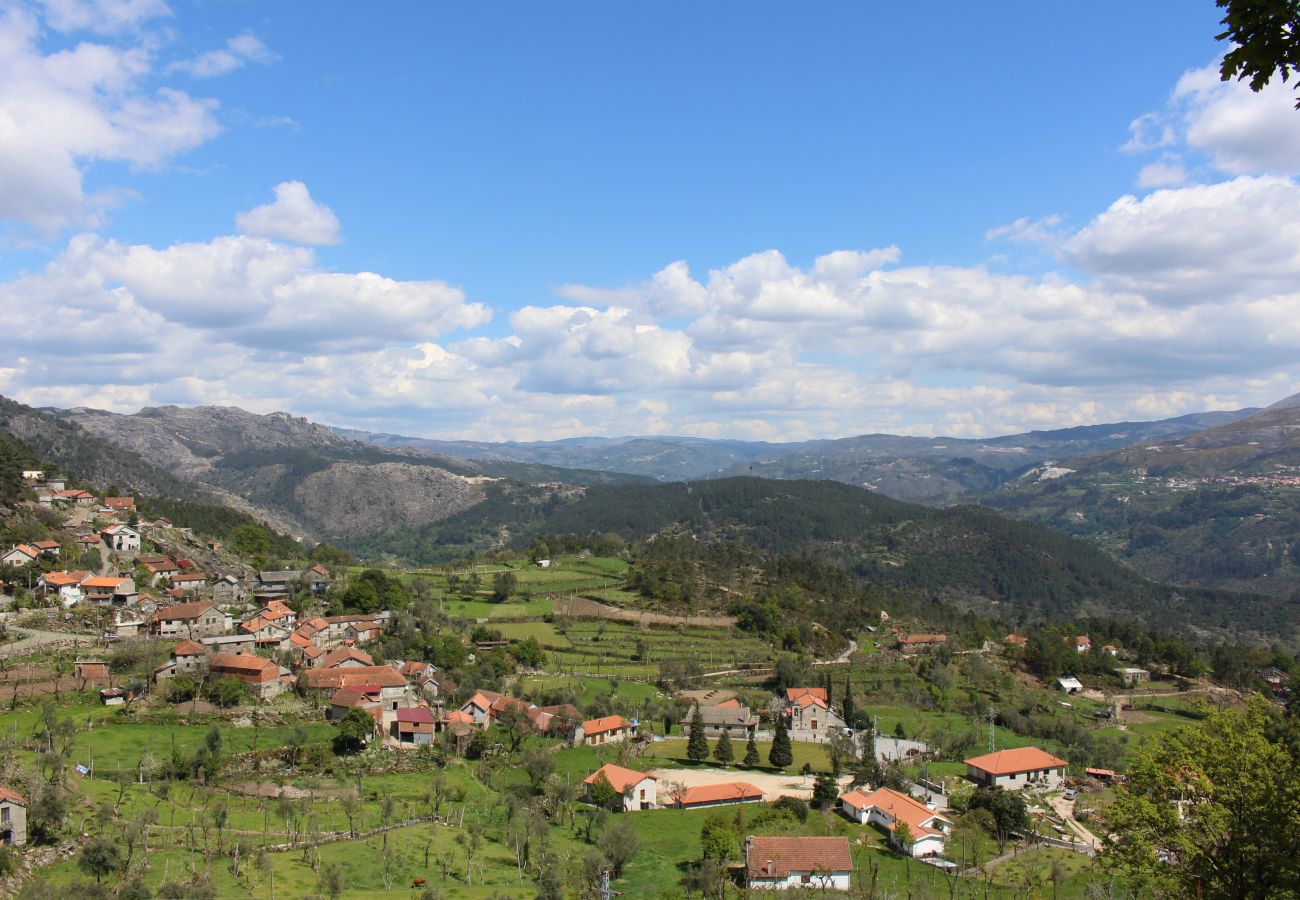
5 0 1300 440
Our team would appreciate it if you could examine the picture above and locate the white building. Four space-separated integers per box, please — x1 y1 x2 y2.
965 747 1068 791
746 836 852 891
583 763 658 812
840 787 950 858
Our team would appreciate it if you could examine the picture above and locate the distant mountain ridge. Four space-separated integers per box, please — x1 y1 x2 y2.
46 403 649 541
986 392 1300 597
336 408 1257 501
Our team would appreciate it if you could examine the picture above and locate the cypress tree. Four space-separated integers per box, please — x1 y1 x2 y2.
769 719 794 770
686 706 709 763
842 673 855 727
714 728 734 765
742 733 760 768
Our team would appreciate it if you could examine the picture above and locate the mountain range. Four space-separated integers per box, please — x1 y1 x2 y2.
4 391 1298 637
336 408 1256 502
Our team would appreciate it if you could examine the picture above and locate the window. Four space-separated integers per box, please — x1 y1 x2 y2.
639 789 645 801
801 874 811 884
1 807 8 823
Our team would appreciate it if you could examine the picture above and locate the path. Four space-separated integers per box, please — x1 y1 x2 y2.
811 639 858 667
0 625 97 659
645 767 852 802
1048 795 1102 851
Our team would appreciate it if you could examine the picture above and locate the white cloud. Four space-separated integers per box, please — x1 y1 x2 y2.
0 3 220 232
38 0 169 34
235 181 342 245
986 214 1065 246
1124 62 1300 180
169 33 277 78
1135 155 1188 189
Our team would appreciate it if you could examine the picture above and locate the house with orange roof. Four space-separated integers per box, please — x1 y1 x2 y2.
2 544 39 567
675 781 764 810
104 497 135 513
328 687 383 721
300 666 411 711
1065 635 1092 654
583 763 657 811
208 652 290 700
896 634 947 651
745 836 852 891
574 715 634 746
32 539 60 556
0 784 27 846
965 747 1068 791
82 575 137 605
1003 634 1029 647
786 687 828 704
167 572 207 593
839 787 950 857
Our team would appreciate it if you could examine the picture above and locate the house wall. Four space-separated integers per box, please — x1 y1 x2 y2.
968 765 1064 791
749 872 850 890
621 778 656 811
0 800 26 846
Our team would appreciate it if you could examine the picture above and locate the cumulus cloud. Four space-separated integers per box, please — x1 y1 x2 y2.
0 2 220 232
1124 62 1300 180
169 33 278 78
235 181 342 245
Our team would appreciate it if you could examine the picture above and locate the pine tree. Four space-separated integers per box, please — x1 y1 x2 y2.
769 719 794 770
714 728 734 765
686 706 709 763
824 670 833 705
742 734 760 768
852 721 882 787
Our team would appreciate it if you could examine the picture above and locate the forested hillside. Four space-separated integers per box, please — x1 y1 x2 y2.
349 476 1294 646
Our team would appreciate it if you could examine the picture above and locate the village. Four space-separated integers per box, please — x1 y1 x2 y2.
0 470 1287 897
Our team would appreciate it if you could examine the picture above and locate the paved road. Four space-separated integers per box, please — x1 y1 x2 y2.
1048 795 1102 850
811 639 858 667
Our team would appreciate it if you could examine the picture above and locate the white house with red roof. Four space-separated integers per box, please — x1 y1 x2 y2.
583 763 657 811
745 836 852 891
0 784 27 846
840 787 951 857
965 747 1069 791
784 690 844 738
2 544 38 567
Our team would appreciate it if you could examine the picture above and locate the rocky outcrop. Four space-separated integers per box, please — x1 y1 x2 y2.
295 462 490 538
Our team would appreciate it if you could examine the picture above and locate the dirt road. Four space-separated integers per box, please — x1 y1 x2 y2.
646 767 853 802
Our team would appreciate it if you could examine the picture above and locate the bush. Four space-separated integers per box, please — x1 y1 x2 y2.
771 795 809 822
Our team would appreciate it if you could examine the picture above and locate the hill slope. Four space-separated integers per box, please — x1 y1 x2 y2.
351 476 1294 646
986 393 1300 597
52 404 647 540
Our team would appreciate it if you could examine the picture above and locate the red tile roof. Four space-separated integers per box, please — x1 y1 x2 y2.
581 715 631 736
395 706 435 724
172 640 206 657
301 666 406 690
583 763 655 793
786 687 827 703
840 787 949 837
151 601 216 622
209 652 280 682
679 781 763 806
899 634 947 645
965 746 1068 776
746 836 852 878
0 784 26 805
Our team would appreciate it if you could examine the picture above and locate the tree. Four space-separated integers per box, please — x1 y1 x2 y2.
686 707 709 763
206 677 245 709
768 719 794 770
491 571 518 603
949 809 996 871
967 786 1028 855
588 772 617 810
522 746 555 794
1216 0 1300 109
812 772 839 808
713 728 734 765
853 727 883 787
598 817 640 878
228 524 271 563
893 821 915 855
842 673 856 727
699 812 741 861
827 728 856 776
78 837 122 883
1103 696 1300 898
333 707 374 755
742 734 760 768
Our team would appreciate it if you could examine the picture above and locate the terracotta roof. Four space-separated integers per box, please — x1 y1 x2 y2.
746 836 852 878
1003 634 1029 645
32 539 59 550
301 666 406 690
581 715 631 736
583 763 655 793
1086 767 1116 778
395 706 435 724
168 572 206 583
320 647 374 669
172 640 206 656
679 782 763 806
899 634 947 645
840 787 949 837
209 652 280 681
40 570 90 586
791 693 828 710
83 576 128 589
329 688 375 708
715 697 742 708
152 601 215 621
0 784 26 805
444 709 474 726
786 687 827 703
104 497 135 510
965 746 1068 776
